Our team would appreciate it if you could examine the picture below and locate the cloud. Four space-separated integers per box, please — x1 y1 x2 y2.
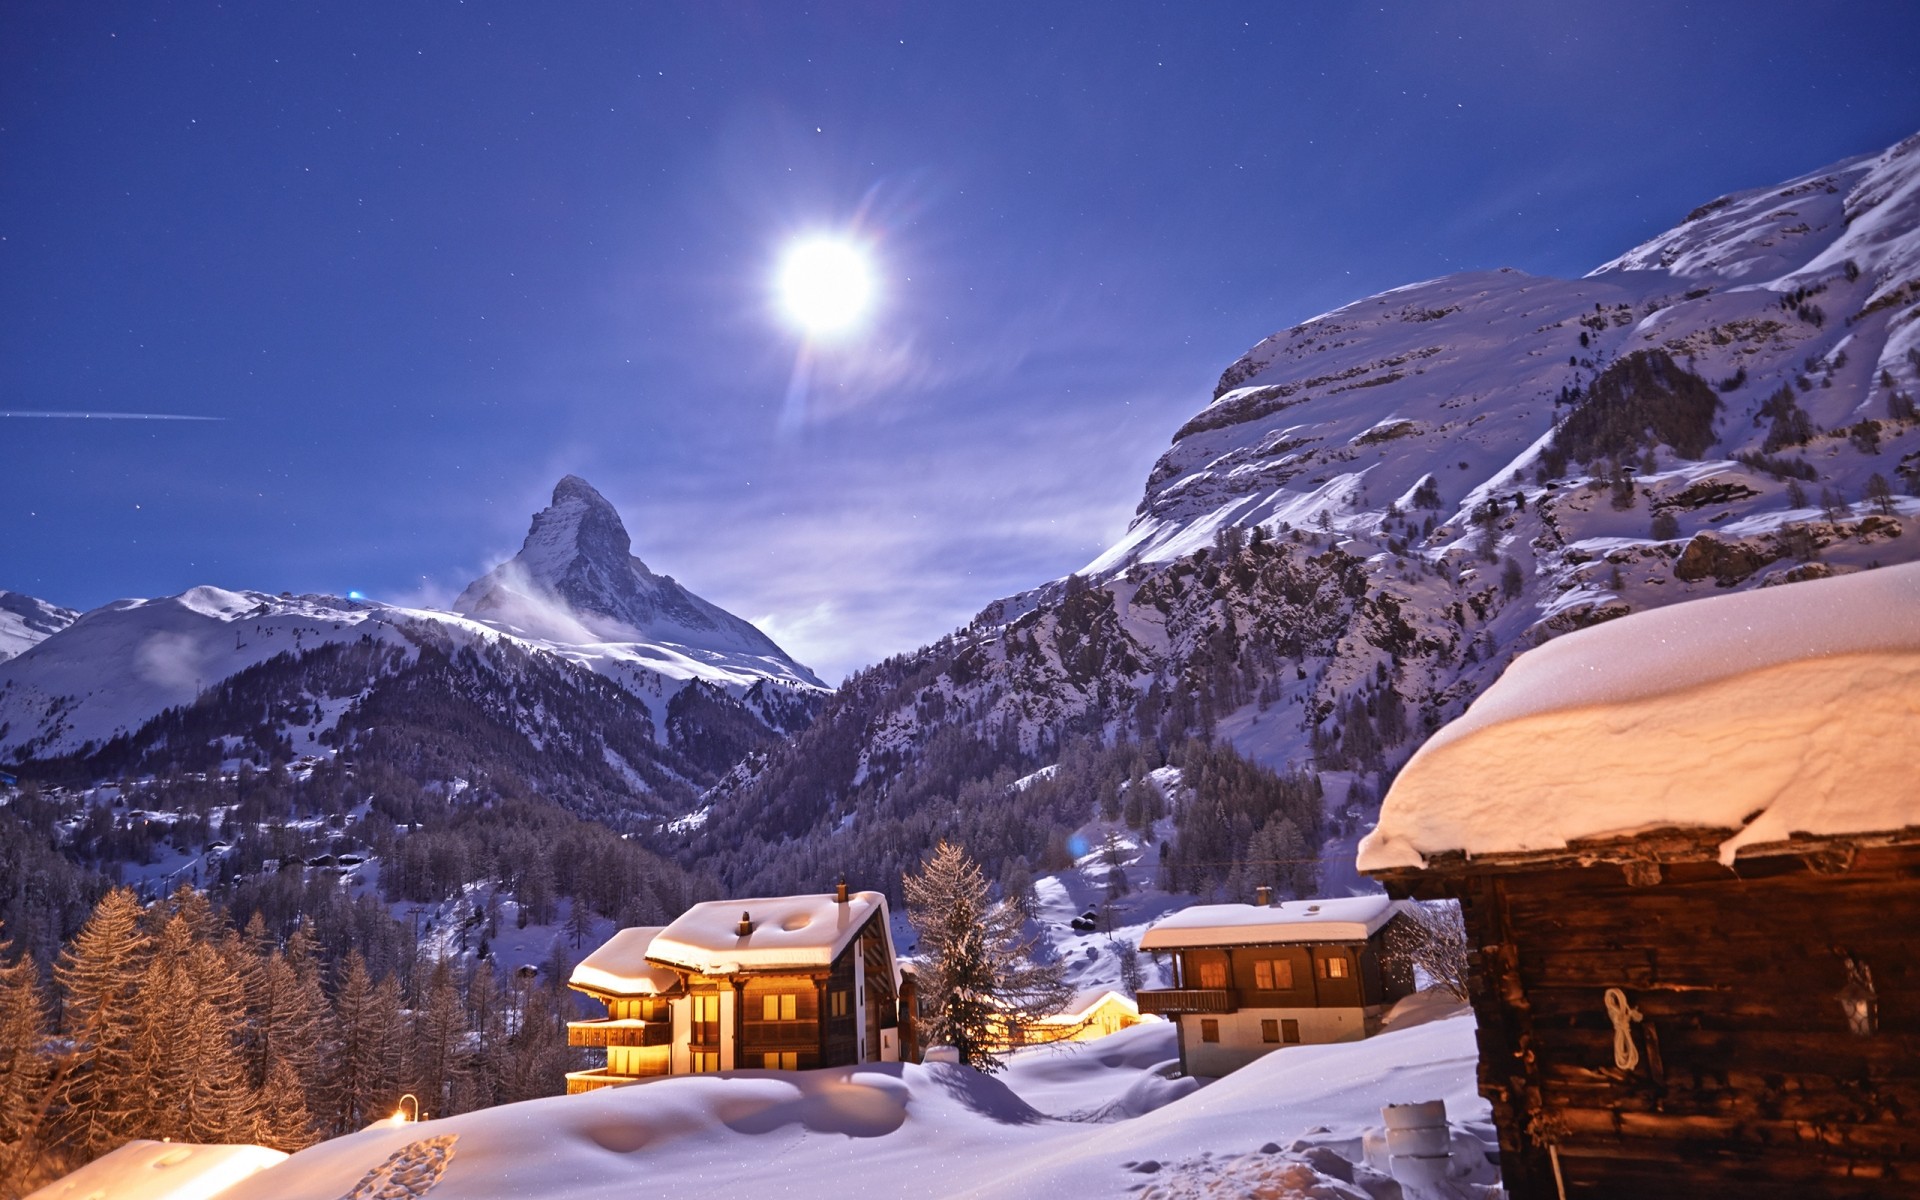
135 631 209 693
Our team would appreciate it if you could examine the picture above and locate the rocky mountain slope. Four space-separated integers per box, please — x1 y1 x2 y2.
0 590 78 663
697 130 1920 897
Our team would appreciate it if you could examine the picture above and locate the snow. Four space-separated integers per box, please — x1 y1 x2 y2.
23 1139 286 1200
645 891 893 974
0 590 77 663
568 926 681 996
205 1004 1490 1200
1140 896 1408 949
1359 561 1920 870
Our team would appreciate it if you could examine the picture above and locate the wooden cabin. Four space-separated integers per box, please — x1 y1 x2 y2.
1358 563 1920 1198
566 884 904 1092
1135 894 1417 1076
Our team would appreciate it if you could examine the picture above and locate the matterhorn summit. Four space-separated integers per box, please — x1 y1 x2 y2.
457 475 821 685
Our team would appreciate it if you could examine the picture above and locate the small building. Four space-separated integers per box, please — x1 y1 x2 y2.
566 884 905 1093
1135 894 1417 1076
1038 988 1153 1043
1359 563 1920 1198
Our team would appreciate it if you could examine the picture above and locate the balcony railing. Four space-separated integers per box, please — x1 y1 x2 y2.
568 1019 671 1049
566 1069 640 1095
741 1019 820 1050
1135 988 1236 1016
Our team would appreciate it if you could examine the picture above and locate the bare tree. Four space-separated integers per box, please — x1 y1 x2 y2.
1384 900 1471 1002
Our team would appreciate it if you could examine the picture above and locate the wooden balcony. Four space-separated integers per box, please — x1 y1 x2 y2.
565 1069 634 1095
568 1019 671 1049
1135 988 1236 1016
742 1019 820 1050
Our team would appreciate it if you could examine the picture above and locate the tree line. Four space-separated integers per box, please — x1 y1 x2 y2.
0 884 583 1198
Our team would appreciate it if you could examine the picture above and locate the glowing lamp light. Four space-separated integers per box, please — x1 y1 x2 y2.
776 237 876 338
391 1093 420 1124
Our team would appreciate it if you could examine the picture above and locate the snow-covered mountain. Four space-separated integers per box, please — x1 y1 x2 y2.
0 590 78 663
0 479 825 799
457 475 820 687
702 130 1920 894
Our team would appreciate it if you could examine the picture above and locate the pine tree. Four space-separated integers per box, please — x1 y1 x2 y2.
0 932 54 1190
903 840 1068 1072
51 888 151 1159
128 917 261 1146
410 959 469 1119
322 951 391 1134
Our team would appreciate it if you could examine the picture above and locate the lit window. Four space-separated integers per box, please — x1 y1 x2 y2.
1197 959 1228 989
830 990 850 1018
1261 1019 1279 1044
690 1051 718 1073
762 993 798 1021
1200 1018 1220 1043
1320 956 1350 979
762 1051 798 1070
1254 959 1295 990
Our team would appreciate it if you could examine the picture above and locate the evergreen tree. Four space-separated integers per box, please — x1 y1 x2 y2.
410 959 469 1119
51 888 150 1159
0 932 54 1191
128 916 261 1145
903 840 1068 1073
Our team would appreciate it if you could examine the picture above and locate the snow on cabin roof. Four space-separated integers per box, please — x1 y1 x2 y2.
1138 895 1408 950
24 1139 286 1200
645 891 891 974
1359 563 1920 872
569 925 681 996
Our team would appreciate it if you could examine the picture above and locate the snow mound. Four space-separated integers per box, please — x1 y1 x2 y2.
23 1139 286 1200
1359 561 1920 870
208 1012 1490 1200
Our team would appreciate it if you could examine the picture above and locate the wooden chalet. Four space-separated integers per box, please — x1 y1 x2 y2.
1135 894 1417 1076
1359 563 1920 1198
566 883 905 1093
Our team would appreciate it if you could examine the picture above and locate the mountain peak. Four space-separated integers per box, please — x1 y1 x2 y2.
519 474 643 582
454 478 821 685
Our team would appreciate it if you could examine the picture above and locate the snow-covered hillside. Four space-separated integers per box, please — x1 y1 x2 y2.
208 1007 1494 1200
0 478 824 774
0 590 77 663
709 130 1920 892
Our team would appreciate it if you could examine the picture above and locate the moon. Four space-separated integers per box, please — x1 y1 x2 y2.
776 236 876 338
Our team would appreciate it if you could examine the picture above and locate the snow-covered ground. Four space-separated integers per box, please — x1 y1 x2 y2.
212 999 1493 1200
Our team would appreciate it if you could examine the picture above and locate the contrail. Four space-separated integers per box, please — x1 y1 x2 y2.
0 410 223 421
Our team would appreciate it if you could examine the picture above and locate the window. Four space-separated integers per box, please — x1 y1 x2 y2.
1200 1019 1220 1043
1254 959 1294 990
762 993 799 1022
690 1051 719 1073
762 1051 798 1070
830 990 850 1018
1319 955 1350 980
692 994 721 1045
1196 958 1228 989
1282 1019 1301 1044
1261 1019 1279 1044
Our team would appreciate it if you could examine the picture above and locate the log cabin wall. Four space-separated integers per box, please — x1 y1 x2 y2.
1382 840 1920 1199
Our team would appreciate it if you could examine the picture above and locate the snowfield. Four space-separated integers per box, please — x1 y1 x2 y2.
212 1005 1492 1200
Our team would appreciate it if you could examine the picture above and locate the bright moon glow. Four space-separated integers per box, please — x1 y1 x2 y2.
776 238 875 337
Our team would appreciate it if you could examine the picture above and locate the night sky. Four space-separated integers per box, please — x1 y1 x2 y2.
5 3 1918 681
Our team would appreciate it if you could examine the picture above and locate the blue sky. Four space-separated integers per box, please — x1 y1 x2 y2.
5 2 1918 680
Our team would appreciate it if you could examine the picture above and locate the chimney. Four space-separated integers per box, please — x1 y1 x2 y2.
1255 886 1274 907
736 911 754 936
835 879 850 904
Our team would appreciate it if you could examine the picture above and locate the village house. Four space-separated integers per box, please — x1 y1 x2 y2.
1135 892 1417 1077
1359 563 1920 1198
566 884 905 1093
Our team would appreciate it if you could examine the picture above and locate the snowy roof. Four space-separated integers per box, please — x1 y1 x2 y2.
1138 896 1408 949
645 891 892 974
24 1139 286 1200
1359 563 1920 872
569 925 682 996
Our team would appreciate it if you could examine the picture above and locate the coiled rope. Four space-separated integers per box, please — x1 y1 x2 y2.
1604 987 1643 1071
